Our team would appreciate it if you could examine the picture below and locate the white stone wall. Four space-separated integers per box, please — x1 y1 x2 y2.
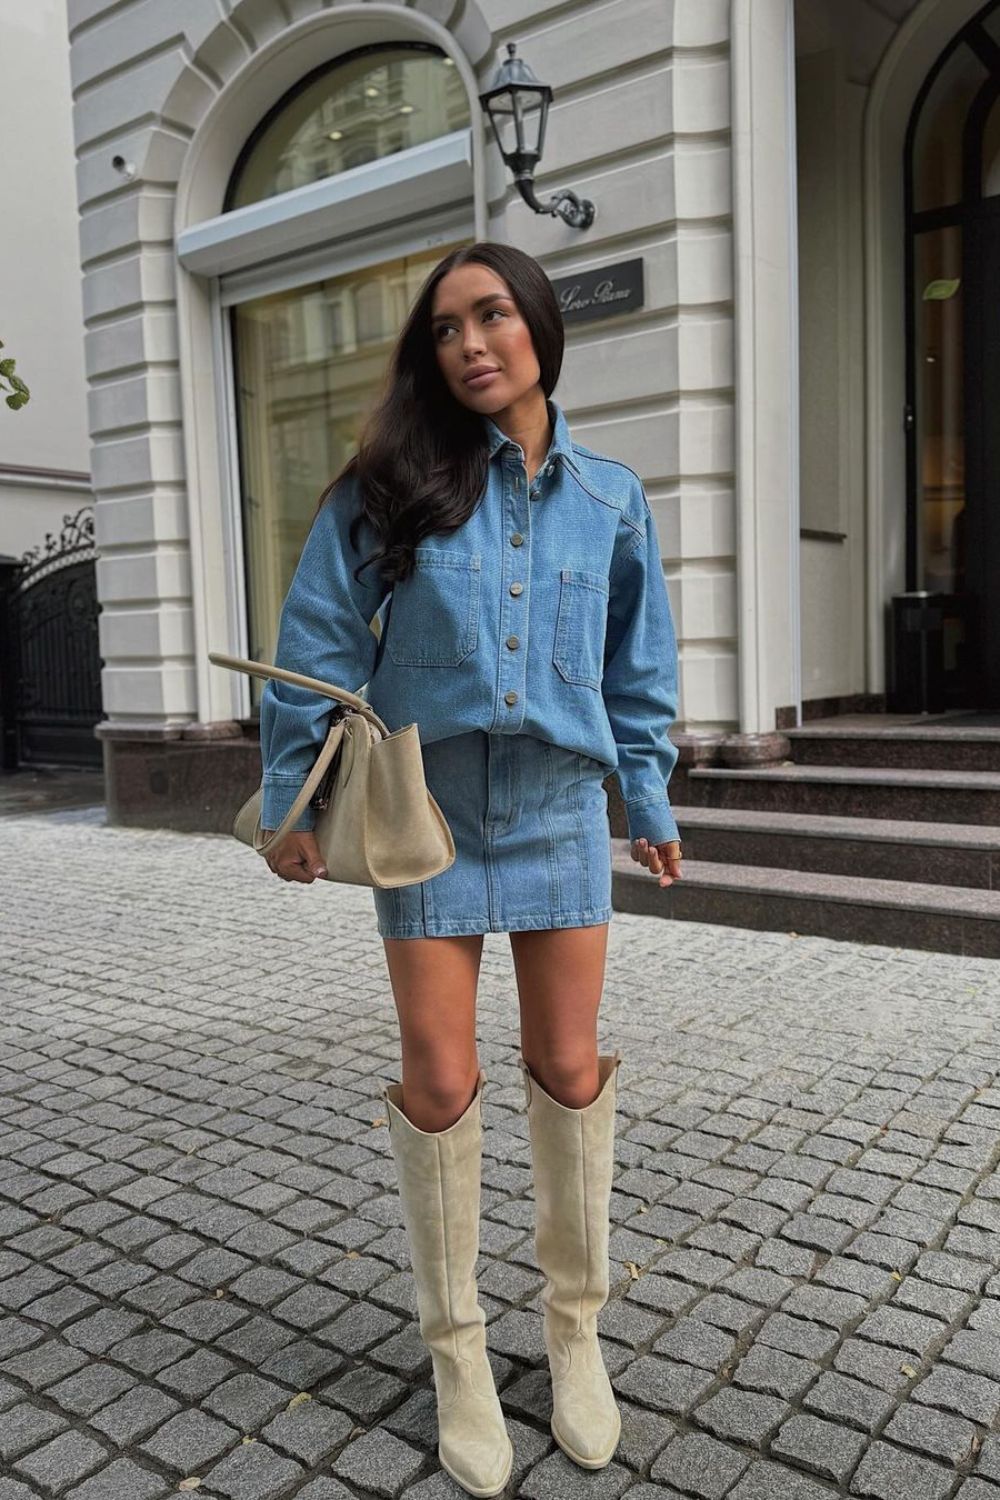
67 0 737 736
0 0 92 559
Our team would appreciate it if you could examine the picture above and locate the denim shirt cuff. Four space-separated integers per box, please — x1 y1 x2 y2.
624 792 680 847
261 777 317 833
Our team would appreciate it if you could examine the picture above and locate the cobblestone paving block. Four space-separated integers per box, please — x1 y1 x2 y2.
893 1277 972 1323
88 1386 183 1446
834 1338 920 1393
944 1330 1000 1378
0 1480 48 1500
689 1293 766 1338
911 1364 1000 1425
956 1481 1000 1500
849 1440 955 1500
138 1407 242 1471
883 1400 977 1465
856 1306 948 1357
45 1361 137 1418
803 1370 895 1433
327 1427 428 1496
0 1401 69 1462
757 1311 839 1361
650 1430 752 1498
772 1411 867 1484
199 1438 307 1499
62 1456 172 1499
728 1457 836 1500
693 1388 789 1449
734 1340 820 1402
978 1436 1000 1484
614 1354 717 1414
255 1405 350 1473
12 1429 110 1492
651 1316 737 1371
915 1251 993 1293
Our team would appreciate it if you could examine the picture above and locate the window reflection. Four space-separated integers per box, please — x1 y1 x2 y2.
227 46 470 210
231 247 463 704
914 229 965 593
912 43 987 213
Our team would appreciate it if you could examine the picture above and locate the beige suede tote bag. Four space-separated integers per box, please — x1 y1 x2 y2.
208 651 455 889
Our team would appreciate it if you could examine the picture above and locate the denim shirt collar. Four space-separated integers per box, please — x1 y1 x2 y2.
481 396 580 478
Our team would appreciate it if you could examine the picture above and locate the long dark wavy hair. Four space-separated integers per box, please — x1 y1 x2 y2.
315 240 565 589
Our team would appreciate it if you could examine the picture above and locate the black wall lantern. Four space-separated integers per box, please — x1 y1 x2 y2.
479 42 596 230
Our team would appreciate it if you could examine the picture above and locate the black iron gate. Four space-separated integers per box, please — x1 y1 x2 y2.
0 506 103 770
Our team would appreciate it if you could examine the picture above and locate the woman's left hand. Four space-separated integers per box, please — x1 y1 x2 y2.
630 837 683 886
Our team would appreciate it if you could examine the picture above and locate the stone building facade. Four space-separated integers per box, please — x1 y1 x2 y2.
64 0 997 827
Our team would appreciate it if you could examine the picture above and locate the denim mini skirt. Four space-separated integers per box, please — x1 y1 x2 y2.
371 729 613 939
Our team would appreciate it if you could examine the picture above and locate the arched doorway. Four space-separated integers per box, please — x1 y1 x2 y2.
905 0 1000 704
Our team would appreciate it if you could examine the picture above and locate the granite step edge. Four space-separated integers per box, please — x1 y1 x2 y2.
687 763 1000 790
669 805 1000 850
609 844 1000 918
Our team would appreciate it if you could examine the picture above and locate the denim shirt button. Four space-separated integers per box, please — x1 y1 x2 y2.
506 635 519 650
504 690 518 705
510 533 524 546
509 581 523 596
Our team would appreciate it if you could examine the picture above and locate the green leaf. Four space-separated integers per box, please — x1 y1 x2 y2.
923 278 961 301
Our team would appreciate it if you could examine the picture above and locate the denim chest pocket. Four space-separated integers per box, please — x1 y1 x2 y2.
552 568 609 689
386 546 482 667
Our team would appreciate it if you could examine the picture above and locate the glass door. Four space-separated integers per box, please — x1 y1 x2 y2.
229 244 462 709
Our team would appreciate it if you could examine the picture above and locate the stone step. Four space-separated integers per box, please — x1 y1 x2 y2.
683 762 1000 825
609 841 1000 957
785 719 1000 772
672 805 1000 889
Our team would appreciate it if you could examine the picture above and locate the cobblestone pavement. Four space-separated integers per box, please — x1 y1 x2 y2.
2 811 1000 1500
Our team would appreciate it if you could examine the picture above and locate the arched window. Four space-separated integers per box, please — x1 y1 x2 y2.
226 42 469 210
905 1 1000 606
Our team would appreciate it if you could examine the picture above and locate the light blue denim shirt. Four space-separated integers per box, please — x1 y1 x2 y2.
258 397 681 846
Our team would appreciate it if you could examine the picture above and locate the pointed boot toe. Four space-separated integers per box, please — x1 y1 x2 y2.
548 1331 622 1468
435 1351 514 1496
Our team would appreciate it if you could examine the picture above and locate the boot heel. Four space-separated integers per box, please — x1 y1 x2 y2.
382 1070 514 1497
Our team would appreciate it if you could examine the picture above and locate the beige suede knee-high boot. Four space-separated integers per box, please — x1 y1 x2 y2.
519 1051 623 1469
381 1069 514 1497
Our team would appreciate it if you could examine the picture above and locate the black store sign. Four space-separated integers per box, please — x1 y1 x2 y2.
551 258 644 324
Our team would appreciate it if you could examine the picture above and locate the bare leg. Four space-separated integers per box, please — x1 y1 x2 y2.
381 933 485 1131
510 923 610 1105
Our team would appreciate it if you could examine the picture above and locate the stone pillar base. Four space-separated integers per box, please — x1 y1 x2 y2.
98 722 261 832
716 731 791 767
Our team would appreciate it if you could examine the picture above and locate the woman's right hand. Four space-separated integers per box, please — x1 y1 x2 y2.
260 829 329 883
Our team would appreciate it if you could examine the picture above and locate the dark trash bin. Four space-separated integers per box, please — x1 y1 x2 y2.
887 590 969 713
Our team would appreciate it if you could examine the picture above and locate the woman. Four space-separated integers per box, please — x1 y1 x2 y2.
258 241 682 1497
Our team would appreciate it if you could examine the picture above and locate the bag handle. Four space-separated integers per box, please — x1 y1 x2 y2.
251 717 354 857
208 650 391 736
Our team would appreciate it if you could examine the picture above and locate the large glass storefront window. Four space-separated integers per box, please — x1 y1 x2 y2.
231 247 460 707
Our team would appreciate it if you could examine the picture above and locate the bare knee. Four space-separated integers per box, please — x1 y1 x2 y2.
522 1050 599 1109
400 1058 480 1132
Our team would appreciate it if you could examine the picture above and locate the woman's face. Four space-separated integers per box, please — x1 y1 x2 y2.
430 263 541 413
